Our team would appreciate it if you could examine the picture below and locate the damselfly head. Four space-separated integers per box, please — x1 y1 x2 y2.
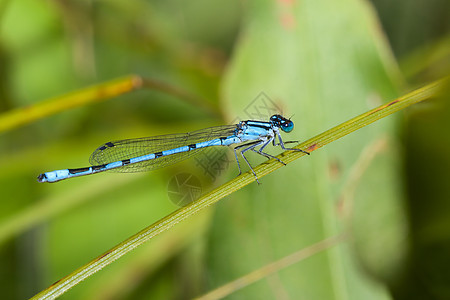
270 114 294 133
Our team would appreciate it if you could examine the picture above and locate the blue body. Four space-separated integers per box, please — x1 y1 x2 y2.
37 115 309 183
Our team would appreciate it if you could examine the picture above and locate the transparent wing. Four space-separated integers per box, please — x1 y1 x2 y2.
89 125 237 173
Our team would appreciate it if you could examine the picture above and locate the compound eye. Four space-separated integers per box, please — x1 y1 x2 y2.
281 121 294 133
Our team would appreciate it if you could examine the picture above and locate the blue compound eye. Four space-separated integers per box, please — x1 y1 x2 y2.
281 121 294 133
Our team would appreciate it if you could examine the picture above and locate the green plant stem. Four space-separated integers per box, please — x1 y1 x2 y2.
0 75 219 134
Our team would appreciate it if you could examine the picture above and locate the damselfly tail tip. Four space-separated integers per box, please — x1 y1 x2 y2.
37 173 47 183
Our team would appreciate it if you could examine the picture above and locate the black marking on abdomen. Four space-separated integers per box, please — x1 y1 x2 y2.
122 159 131 165
188 144 196 150
92 164 107 171
69 167 90 174
155 152 163 158
219 137 226 145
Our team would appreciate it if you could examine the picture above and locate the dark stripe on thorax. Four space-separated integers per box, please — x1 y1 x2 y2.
246 121 272 130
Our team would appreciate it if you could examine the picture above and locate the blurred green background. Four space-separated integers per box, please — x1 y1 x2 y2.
0 0 449 299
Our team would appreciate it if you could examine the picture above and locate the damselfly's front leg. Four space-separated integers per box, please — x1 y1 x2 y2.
276 132 310 155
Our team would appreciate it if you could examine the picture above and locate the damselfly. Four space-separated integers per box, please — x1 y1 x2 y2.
37 114 309 183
